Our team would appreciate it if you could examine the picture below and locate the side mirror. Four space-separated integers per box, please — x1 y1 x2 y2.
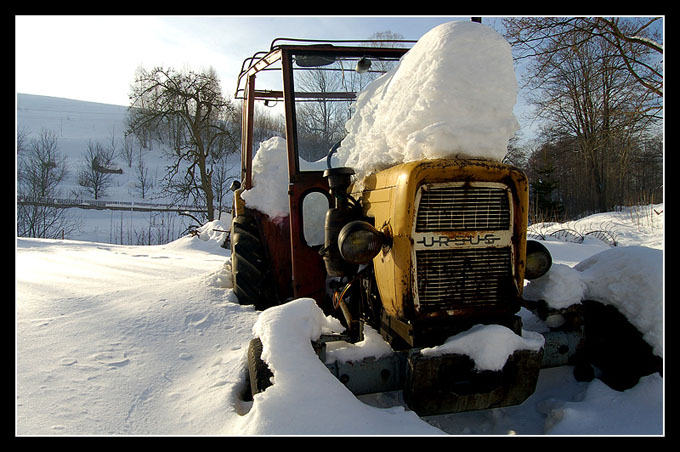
355 56 371 74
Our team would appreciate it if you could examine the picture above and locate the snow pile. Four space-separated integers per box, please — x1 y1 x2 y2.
576 246 664 357
420 324 544 371
335 21 519 180
240 136 289 219
523 263 587 310
229 298 443 435
238 136 327 244
325 325 394 363
165 216 232 252
524 245 663 356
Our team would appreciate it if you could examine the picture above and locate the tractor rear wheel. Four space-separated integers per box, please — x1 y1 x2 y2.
231 211 277 311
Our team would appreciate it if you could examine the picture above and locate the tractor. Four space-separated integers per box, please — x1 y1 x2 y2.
228 25 658 416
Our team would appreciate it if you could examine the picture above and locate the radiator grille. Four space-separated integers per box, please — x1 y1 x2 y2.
416 186 510 232
415 248 512 312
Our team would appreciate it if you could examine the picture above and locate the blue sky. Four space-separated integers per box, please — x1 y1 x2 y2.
16 15 483 107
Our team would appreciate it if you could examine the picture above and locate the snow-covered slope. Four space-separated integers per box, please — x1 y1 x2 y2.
17 93 238 244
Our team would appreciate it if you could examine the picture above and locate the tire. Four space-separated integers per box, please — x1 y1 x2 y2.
247 337 274 396
231 211 277 310
581 300 662 391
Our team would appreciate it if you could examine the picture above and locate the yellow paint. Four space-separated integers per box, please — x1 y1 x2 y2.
354 158 529 321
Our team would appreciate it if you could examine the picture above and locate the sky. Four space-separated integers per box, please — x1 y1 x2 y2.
16 15 485 107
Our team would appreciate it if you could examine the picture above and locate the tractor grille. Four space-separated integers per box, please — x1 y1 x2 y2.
415 248 512 312
415 186 510 232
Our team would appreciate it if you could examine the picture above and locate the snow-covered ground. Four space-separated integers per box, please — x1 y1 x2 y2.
15 206 664 436
16 20 663 436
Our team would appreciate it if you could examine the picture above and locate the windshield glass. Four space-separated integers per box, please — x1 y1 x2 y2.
290 50 403 171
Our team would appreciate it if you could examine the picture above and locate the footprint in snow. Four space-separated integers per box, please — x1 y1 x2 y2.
185 313 211 329
58 358 78 366
93 351 130 367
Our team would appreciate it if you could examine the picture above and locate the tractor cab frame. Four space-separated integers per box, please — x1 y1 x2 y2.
233 38 414 311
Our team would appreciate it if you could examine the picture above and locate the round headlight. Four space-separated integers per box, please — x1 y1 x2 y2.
337 221 386 265
525 240 552 280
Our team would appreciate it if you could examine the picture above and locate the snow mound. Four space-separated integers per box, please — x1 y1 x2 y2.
335 20 519 180
576 246 663 357
231 298 443 435
524 245 663 356
420 324 544 371
240 136 289 219
163 218 230 254
523 263 587 310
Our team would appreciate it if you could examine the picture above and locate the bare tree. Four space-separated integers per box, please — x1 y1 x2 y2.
78 140 117 199
134 149 153 199
17 129 79 238
127 66 239 221
17 126 30 157
120 133 136 168
502 17 662 118
211 152 240 218
501 17 663 213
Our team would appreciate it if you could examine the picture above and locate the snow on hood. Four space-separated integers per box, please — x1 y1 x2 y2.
335 20 519 181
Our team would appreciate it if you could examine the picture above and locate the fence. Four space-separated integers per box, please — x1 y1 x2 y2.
16 196 212 214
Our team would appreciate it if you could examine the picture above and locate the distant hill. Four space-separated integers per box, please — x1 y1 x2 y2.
16 93 238 244
16 93 194 243
17 93 151 202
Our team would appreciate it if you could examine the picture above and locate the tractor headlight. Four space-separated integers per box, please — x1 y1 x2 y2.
525 240 552 280
338 221 388 265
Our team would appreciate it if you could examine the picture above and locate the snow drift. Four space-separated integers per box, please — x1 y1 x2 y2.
231 298 443 435
524 246 663 356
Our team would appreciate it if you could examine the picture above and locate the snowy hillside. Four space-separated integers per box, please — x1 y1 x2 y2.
16 93 238 244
